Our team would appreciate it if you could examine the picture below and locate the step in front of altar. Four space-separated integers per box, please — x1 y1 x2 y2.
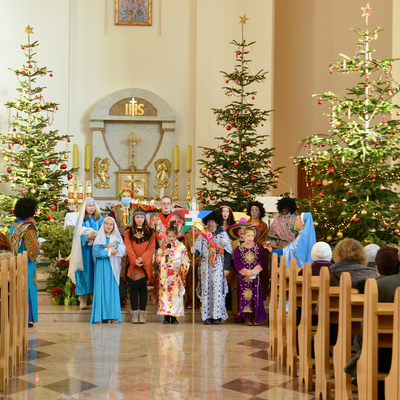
38 303 204 323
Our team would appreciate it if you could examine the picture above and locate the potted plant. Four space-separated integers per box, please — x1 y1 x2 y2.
51 287 63 305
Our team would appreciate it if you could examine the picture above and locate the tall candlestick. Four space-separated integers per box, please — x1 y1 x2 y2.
85 145 90 170
73 145 79 169
174 146 179 170
187 145 192 171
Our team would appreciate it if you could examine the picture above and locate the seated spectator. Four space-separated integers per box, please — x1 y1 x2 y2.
330 238 377 288
0 232 15 262
364 243 380 269
376 249 400 302
299 241 332 276
375 246 399 278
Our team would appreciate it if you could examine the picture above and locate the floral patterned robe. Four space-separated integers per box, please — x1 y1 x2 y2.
156 240 189 317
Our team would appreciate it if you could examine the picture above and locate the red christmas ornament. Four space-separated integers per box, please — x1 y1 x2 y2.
273 184 278 189
225 140 229 143
197 191 201 196
388 91 393 96
328 167 335 174
321 143 325 147
392 130 396 134
6 167 11 173
319 192 324 197
226 125 231 131
348 189 353 194
363 83 368 87
200 198 205 203
67 174 73 180
21 190 26 195
64 199 69 204
61 164 67 170
47 214 53 219
234 162 239 166
266 186 270 190
353 216 359 223
251 176 257 182
28 65 32 69
224 149 228 153
7 176 12 181
50 205 56 211
44 160 50 165
316 180 322 186
329 205 333 209
210 196 215 200
243 191 249 197
22 70 26 74
10 157 15 162
230 121 235 126
317 98 323 105
371 173 377 179
394 157 398 161
389 110 394 115
50 74 53 77
329 70 333 74
252 96 255 100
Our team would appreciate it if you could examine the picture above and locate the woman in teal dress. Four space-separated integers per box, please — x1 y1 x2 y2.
90 217 126 324
10 198 40 327
68 197 104 309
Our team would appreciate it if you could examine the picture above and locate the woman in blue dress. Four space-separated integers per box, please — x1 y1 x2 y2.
68 197 104 309
10 198 40 327
91 217 126 324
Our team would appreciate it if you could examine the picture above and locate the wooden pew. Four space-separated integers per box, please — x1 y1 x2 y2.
333 272 364 400
358 279 395 400
8 257 17 378
0 260 9 390
269 252 278 356
385 287 400 399
277 255 287 365
15 253 24 364
22 251 28 355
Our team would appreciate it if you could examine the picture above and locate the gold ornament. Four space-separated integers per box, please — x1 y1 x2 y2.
201 180 207 186
364 239 372 244
230 191 234 195
360 209 367 216
201 166 208 172
327 235 333 242
10 183 15 188
53 195 57 200
22 144 27 148
396 221 400 229
30 189 36 194
1 140 4 144
27 162 34 169
255 168 261 173
49 218 55 223
49 149 55 155
233 169 238 173
313 221 318 227
43 183 48 188
39 172 44 176
337 231 343 238
395 229 400 234
275 172 280 178
237 173 242 177
344 182 349 186
335 121 341 127
340 211 347 216
3 156 9 162
64 155 68 160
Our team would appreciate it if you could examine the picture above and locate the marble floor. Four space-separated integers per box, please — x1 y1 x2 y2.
0 320 318 400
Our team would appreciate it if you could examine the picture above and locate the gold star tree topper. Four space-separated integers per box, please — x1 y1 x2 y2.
24 25 34 34
239 14 249 24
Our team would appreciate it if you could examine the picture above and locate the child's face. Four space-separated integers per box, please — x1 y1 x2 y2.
221 207 230 221
104 219 114 235
244 230 255 244
86 202 96 215
238 228 245 239
167 232 177 243
135 215 145 226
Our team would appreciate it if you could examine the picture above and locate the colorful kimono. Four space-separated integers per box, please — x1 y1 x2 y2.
234 244 267 323
195 227 232 322
269 213 297 246
10 218 40 323
156 240 189 317
150 211 184 301
76 216 104 296
90 238 126 324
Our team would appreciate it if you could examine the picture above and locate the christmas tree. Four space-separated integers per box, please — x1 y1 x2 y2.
295 4 400 246
196 15 282 211
0 26 75 224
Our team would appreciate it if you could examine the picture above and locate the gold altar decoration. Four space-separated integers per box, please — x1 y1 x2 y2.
185 170 192 201
117 171 149 200
94 157 111 189
172 169 179 201
124 131 142 171
68 171 92 212
153 158 171 189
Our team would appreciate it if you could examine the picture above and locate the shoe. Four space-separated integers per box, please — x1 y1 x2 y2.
245 313 252 326
163 316 171 324
139 310 146 324
251 313 258 326
213 318 221 325
171 316 179 324
79 295 88 310
111 320 120 324
203 318 212 325
131 310 139 324
351 376 357 386
28 322 34 328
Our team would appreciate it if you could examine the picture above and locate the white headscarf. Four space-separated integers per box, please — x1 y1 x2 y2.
94 216 126 285
68 197 102 283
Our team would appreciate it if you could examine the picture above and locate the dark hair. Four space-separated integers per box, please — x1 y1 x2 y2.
0 233 12 252
202 210 223 227
14 197 37 220
128 216 153 243
375 246 399 276
246 201 266 219
276 197 297 214
166 221 178 236
220 205 236 226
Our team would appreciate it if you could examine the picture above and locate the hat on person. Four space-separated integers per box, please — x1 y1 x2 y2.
311 242 332 262
364 244 380 263
227 217 259 241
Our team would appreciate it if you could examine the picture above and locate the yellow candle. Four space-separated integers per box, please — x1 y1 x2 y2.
187 145 192 171
85 145 90 170
73 145 78 169
68 183 74 205
174 146 179 170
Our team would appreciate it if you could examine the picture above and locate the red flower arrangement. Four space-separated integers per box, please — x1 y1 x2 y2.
57 259 69 267
71 284 76 295
138 204 161 213
51 287 63 298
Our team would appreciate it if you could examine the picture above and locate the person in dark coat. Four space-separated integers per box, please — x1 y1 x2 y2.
329 238 377 288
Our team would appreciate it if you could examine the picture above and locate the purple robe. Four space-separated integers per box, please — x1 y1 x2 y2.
234 244 267 323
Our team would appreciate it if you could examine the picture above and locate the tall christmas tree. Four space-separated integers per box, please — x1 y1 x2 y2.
196 15 282 211
0 26 75 224
296 4 400 246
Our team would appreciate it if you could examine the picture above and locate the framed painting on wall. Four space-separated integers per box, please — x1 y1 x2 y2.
115 0 152 26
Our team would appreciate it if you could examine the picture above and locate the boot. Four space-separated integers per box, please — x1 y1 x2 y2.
79 295 88 310
139 310 146 324
131 310 139 324
251 313 258 326
245 313 252 326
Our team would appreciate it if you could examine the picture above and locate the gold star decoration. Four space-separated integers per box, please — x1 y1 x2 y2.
361 3 374 18
24 25 34 34
239 14 249 24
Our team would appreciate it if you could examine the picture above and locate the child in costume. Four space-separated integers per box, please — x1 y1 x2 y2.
156 221 189 324
234 226 267 326
10 198 40 327
68 197 104 309
125 210 156 324
91 217 126 324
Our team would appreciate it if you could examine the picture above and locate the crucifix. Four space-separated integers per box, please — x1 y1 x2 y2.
124 132 142 171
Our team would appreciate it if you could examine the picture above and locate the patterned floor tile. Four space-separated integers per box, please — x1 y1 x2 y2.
238 339 269 349
262 362 291 376
43 377 98 396
23 349 51 362
13 362 47 377
221 377 273 396
28 338 57 348
0 377 35 395
254 386 316 399
248 350 271 360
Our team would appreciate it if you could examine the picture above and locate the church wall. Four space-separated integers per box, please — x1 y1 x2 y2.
273 0 393 198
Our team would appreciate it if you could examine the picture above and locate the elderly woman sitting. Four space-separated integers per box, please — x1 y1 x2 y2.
329 238 377 288
0 233 14 262
265 212 316 268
